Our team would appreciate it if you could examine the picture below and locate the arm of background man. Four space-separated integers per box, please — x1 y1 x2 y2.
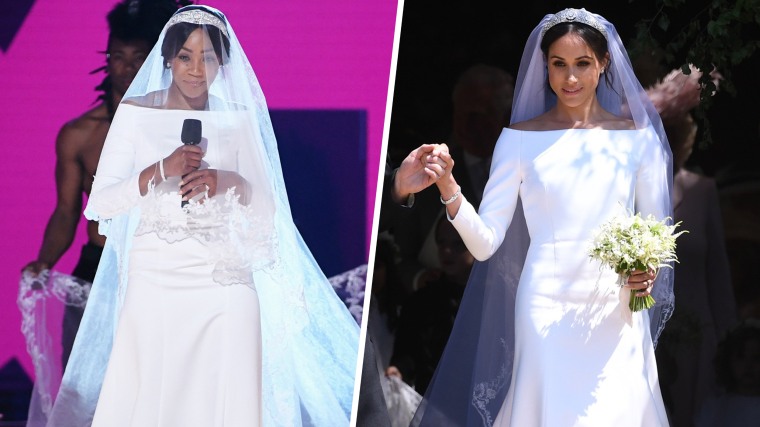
25 122 86 273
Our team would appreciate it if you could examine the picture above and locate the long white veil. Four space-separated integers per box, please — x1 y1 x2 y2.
43 6 359 426
411 9 674 426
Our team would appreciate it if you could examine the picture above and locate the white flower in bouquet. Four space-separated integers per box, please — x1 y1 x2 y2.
588 212 687 312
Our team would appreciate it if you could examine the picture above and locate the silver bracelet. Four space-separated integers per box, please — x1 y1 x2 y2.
159 159 167 181
440 186 461 205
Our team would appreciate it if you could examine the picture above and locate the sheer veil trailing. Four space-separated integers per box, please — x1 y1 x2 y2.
42 6 359 426
411 9 674 426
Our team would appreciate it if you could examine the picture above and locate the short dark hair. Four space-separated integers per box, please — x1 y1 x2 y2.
94 0 191 117
107 0 190 47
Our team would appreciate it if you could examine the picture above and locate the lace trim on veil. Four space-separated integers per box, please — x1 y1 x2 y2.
328 264 367 324
135 186 279 285
471 339 512 426
18 270 91 419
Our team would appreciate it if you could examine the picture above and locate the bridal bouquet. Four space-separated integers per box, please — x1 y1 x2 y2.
588 212 686 312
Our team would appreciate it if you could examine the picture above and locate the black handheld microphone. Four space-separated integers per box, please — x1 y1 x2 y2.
181 119 202 145
181 119 202 207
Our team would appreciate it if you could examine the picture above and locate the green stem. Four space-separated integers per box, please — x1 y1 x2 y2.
629 290 656 312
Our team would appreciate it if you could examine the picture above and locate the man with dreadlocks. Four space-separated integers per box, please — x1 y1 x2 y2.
22 0 190 368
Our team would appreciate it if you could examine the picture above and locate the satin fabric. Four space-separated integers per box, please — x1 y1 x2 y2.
415 128 671 426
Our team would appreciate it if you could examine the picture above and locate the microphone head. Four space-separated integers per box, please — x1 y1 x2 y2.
181 119 202 145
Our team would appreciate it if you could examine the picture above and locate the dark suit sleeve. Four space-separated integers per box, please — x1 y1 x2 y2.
379 162 414 233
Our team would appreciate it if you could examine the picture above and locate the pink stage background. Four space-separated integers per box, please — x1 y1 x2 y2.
1 0 396 379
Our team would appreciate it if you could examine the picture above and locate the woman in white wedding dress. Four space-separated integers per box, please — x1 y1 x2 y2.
411 9 674 427
43 6 359 427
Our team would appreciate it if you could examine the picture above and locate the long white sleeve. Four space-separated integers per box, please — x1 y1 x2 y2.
84 106 144 222
450 128 522 261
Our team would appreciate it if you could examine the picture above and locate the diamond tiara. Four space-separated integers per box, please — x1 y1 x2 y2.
540 8 607 39
165 9 229 38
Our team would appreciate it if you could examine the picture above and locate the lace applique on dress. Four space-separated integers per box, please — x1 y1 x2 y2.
135 186 278 285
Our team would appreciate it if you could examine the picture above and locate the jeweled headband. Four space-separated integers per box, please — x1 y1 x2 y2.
165 8 229 38
540 8 608 39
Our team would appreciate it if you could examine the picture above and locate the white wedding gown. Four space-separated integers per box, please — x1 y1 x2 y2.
89 104 264 426
451 127 670 426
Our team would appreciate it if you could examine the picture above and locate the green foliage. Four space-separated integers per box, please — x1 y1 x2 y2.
631 0 760 145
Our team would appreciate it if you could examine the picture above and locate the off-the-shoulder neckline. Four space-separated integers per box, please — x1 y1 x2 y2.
504 126 653 133
120 103 213 111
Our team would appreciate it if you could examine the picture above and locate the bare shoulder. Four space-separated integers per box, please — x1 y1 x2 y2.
122 95 148 106
510 109 637 131
60 104 108 136
509 120 539 131
509 113 554 131
596 109 636 130
56 103 110 155
123 90 168 108
601 116 636 130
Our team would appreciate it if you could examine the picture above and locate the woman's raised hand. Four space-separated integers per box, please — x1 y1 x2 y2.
431 147 463 217
394 143 451 199
180 169 218 202
427 146 453 180
163 144 204 178
626 269 657 297
423 144 452 180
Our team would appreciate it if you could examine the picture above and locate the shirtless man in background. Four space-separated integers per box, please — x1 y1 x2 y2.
23 0 188 367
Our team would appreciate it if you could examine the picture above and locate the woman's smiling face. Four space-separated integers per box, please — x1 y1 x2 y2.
546 32 607 110
169 28 221 103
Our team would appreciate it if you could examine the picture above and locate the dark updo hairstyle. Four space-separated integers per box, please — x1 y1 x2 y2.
161 6 231 69
540 22 613 91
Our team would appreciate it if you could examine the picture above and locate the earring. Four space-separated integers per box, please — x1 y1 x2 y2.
600 67 605 74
